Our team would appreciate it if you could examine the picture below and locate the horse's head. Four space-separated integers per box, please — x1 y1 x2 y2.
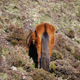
26 30 36 49
26 30 32 49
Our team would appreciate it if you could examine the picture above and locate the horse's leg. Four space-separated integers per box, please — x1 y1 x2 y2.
37 53 41 68
36 37 41 68
34 60 38 68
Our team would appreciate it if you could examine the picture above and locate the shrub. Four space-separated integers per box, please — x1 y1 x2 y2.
30 69 57 80
51 50 63 61
6 26 27 47
6 46 33 67
50 61 57 73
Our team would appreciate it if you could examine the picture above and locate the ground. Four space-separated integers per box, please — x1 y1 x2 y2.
0 0 80 80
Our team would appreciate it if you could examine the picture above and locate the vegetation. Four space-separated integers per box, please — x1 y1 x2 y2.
0 0 80 80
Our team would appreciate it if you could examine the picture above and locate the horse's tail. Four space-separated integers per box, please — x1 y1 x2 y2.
41 23 49 71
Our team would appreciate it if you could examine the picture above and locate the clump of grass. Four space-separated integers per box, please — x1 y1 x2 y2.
50 61 57 73
6 46 33 67
8 24 16 32
6 26 27 47
5 24 15 33
1 47 9 56
67 29 75 38
6 70 22 80
0 73 7 80
12 73 21 80
66 46 75 53
74 38 80 44
51 50 63 61
70 45 80 60
31 69 56 80
17 67 26 74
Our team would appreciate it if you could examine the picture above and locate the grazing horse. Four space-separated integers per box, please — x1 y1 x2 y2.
26 23 55 71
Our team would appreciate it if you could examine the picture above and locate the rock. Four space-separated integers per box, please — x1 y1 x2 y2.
22 75 33 80
11 66 17 70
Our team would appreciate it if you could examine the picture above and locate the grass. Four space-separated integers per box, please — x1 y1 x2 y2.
0 0 80 80
4 46 33 67
51 50 63 60
74 38 80 44
76 1 80 6
1 47 9 56
17 67 26 74
50 61 57 72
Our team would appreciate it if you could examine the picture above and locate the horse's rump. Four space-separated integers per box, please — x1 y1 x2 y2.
35 23 55 71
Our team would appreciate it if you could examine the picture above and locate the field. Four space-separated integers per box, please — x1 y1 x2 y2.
0 0 80 80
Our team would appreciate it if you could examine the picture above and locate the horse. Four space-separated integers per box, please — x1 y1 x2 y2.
26 23 55 71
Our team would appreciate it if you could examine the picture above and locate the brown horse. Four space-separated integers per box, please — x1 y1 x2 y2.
26 23 55 71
